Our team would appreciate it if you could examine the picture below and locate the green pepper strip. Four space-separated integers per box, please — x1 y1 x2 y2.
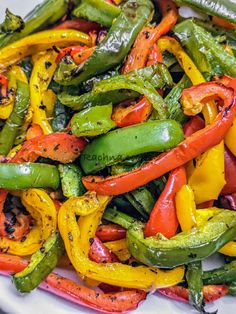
54 0 154 86
13 232 65 293
73 0 121 28
186 261 205 312
0 163 60 190
0 80 29 156
202 260 236 285
174 20 236 78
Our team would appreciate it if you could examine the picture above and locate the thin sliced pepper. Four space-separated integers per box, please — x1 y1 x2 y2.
147 43 163 66
54 19 101 33
104 239 131 262
30 51 57 134
89 237 119 263
123 0 178 72
0 29 91 72
175 184 197 232
11 133 87 164
0 253 147 314
0 189 57 256
96 224 126 242
82 82 235 195
219 240 236 257
0 80 29 156
56 45 93 64
212 16 235 30
58 194 184 289
158 285 229 304
144 167 186 238
183 116 205 138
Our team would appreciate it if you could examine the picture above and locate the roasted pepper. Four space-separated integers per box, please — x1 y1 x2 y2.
54 0 154 86
73 0 121 27
11 133 87 164
174 0 236 26
123 0 178 72
59 164 86 198
96 224 126 242
58 63 173 117
80 120 184 174
127 209 236 268
144 167 186 238
58 193 184 289
71 104 116 137
13 232 64 293
0 189 57 256
202 260 236 285
82 82 235 195
0 163 60 190
0 253 147 313
0 29 91 72
0 0 69 48
0 80 29 156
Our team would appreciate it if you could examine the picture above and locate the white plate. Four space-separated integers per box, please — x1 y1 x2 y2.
0 1 236 313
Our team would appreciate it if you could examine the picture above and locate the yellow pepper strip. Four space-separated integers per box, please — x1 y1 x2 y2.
175 184 197 232
104 239 131 262
219 241 236 257
225 118 236 157
0 29 91 72
158 37 225 204
0 65 28 120
42 89 57 118
30 51 58 134
195 207 236 256
0 189 57 256
58 193 184 290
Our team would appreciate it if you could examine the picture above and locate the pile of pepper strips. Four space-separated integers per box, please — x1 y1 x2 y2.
0 0 236 313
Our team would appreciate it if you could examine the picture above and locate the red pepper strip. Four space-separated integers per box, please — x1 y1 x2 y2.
144 167 186 238
56 45 90 64
112 97 152 128
158 285 229 304
0 254 146 314
89 237 119 263
146 43 164 66
72 47 95 65
221 193 236 210
212 16 235 30
183 116 205 138
11 133 87 164
26 124 44 141
122 0 178 73
0 74 8 98
83 82 235 195
54 19 101 33
196 200 214 209
221 147 236 195
96 224 127 242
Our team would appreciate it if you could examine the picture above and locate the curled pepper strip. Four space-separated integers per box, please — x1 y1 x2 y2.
0 189 57 256
82 82 235 195
0 253 147 314
123 0 178 73
58 193 184 289
0 29 91 72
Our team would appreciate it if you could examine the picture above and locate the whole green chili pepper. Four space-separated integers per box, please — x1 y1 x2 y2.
71 104 116 137
126 209 236 268
59 164 86 198
0 163 60 190
186 261 204 313
58 63 172 113
202 260 236 285
0 80 30 156
0 0 68 48
80 120 184 174
54 0 154 85
174 0 236 25
174 20 236 78
73 0 121 27
13 233 64 293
